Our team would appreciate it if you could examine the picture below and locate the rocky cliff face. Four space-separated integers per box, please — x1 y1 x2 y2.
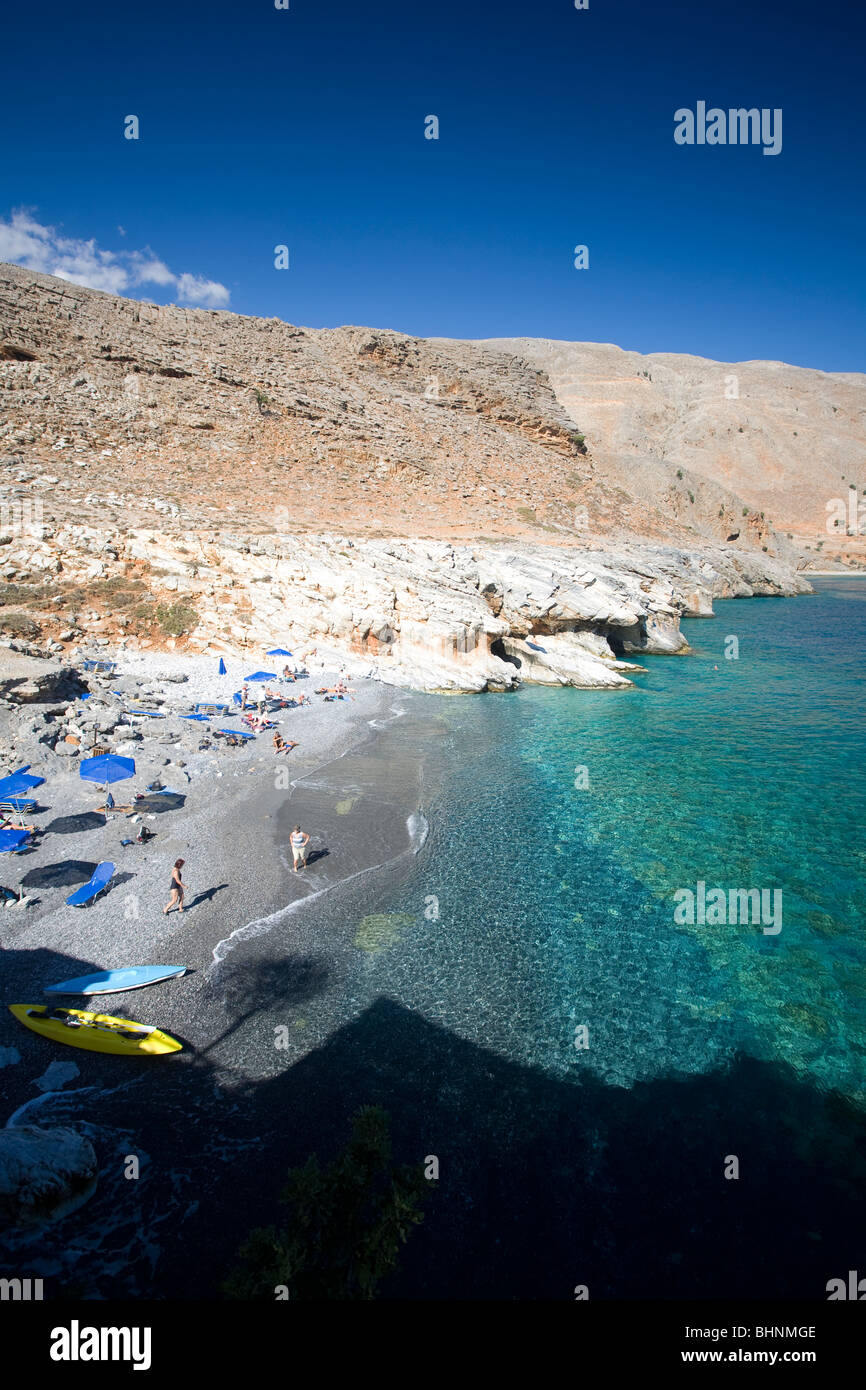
0 264 825 691
0 521 810 693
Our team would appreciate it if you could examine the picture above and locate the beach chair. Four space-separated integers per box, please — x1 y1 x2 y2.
66 862 115 908
195 701 228 717
232 692 243 708
0 798 38 815
0 828 31 854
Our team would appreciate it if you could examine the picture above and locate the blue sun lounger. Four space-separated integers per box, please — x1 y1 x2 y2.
0 796 38 814
66 861 115 908
82 659 117 675
195 702 228 716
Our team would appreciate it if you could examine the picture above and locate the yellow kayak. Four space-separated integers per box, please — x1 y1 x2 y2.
9 1004 182 1056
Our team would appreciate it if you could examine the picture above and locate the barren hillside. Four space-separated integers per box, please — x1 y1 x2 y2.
485 337 866 566
0 263 805 556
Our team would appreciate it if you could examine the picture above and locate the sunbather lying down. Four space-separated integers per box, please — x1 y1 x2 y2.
272 733 298 753
0 815 37 834
316 683 356 698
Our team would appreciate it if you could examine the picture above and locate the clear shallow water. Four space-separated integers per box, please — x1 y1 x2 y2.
345 577 866 1101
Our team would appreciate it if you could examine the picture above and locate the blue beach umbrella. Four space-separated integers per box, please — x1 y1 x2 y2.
79 754 136 788
0 828 29 853
218 658 227 675
0 771 45 798
244 671 277 682
265 648 293 657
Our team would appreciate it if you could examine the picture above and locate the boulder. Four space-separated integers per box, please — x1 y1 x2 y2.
0 1125 98 1225
0 652 89 704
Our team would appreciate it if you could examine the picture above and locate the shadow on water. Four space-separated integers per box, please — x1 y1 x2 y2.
196 953 333 1055
1 939 864 1301
303 848 330 867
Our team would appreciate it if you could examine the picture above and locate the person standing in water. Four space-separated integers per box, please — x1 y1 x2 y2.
164 859 185 914
290 826 310 872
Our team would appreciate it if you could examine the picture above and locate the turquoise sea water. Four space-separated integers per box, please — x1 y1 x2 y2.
347 576 866 1102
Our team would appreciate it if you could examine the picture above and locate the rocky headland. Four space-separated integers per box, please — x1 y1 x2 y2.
1 261 856 695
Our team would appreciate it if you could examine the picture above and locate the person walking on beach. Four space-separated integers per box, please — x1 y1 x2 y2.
241 685 249 710
290 826 310 872
164 859 185 914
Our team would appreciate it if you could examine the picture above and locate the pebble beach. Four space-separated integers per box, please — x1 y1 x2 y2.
0 646 426 1109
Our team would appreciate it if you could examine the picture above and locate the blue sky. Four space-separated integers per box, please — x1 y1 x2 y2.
1 0 864 370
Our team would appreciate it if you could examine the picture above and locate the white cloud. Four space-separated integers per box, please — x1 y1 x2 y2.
129 252 176 287
0 208 230 308
176 272 231 308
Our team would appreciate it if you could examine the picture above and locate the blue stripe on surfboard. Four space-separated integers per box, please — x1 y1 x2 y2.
44 965 187 994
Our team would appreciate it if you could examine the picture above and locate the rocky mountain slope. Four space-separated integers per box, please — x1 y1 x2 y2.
0 263 836 692
485 337 866 566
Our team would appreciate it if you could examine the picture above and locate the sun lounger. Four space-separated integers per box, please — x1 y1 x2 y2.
0 828 31 854
82 659 117 675
0 798 38 815
66 861 115 908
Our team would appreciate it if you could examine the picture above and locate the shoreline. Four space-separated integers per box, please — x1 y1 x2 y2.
0 659 425 1097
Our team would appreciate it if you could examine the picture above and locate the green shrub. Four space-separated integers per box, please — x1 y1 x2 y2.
0 611 41 637
223 1107 428 1301
155 602 197 636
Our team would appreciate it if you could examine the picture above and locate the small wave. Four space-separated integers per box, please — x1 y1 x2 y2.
407 810 429 851
210 809 427 979
368 704 407 730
